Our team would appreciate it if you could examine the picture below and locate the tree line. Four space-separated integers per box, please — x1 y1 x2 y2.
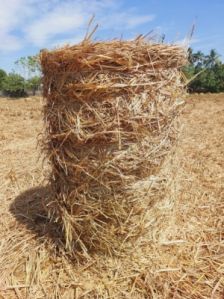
0 55 41 97
0 48 224 97
183 48 224 93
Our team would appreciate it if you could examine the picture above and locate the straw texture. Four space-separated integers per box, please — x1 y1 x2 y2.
40 38 186 255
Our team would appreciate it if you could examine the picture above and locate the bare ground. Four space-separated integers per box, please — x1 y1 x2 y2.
0 94 223 298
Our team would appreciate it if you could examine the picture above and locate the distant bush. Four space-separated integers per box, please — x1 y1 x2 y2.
26 76 41 95
2 73 26 97
0 69 7 90
14 55 41 96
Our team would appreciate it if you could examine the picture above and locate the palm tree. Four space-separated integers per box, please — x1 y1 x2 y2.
205 49 221 68
193 51 205 68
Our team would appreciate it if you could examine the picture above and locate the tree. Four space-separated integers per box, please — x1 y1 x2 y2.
26 76 41 95
2 73 26 97
193 51 206 69
214 64 224 91
183 48 224 93
15 55 40 79
205 49 221 68
15 55 41 95
0 69 7 90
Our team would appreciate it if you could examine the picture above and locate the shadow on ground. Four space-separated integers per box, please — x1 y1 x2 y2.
9 186 65 252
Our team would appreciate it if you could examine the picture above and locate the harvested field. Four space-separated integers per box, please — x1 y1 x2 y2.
0 93 224 298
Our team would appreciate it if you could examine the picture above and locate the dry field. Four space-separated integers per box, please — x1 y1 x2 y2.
0 94 223 298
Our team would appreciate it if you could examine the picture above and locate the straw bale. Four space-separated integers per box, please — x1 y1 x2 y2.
40 38 186 256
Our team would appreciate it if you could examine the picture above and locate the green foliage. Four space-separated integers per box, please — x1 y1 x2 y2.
26 76 41 95
13 55 41 95
15 55 40 79
0 69 7 90
183 48 224 93
0 53 42 98
0 55 42 97
2 73 26 97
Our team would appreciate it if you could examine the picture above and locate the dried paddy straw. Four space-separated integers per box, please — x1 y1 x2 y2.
40 36 187 257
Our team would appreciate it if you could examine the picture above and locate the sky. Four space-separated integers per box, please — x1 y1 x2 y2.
0 0 223 72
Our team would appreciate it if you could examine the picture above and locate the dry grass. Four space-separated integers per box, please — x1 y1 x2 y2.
0 93 223 298
40 39 186 255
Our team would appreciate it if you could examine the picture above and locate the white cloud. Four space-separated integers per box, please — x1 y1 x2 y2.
0 0 24 32
0 33 23 51
25 3 85 46
0 0 156 52
99 11 155 30
125 14 155 28
0 0 28 51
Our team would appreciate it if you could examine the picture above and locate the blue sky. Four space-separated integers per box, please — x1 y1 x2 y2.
0 0 223 72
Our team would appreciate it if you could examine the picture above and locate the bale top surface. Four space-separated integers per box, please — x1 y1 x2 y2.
41 39 187 74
